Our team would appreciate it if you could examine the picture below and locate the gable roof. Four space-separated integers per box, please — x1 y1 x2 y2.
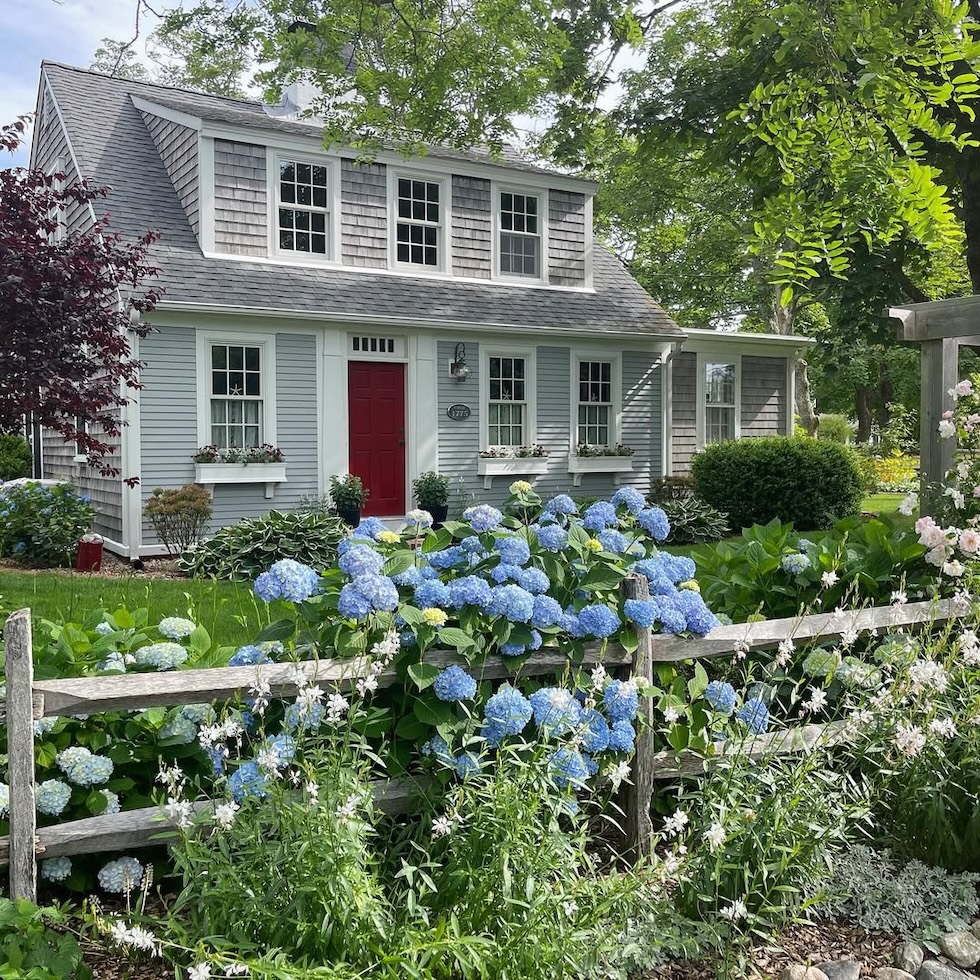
39 62 682 338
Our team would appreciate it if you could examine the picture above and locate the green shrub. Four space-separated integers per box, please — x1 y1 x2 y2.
690 436 864 530
691 515 934 622
143 484 213 556
816 414 855 443
0 434 32 482
0 899 90 979
811 845 979 943
178 510 349 580
0 482 94 567
661 496 729 544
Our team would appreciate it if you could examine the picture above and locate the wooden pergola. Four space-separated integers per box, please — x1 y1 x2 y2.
888 294 980 492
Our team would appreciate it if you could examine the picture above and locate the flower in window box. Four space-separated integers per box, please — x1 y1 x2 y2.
575 442 635 458
192 445 220 463
479 445 549 459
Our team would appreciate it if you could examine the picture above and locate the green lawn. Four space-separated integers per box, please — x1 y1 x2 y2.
862 492 908 515
0 571 261 647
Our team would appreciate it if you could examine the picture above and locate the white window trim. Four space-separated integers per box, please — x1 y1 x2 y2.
479 345 537 451
388 169 451 274
45 156 66 244
695 351 741 451
569 351 622 452
267 149 340 264
195 330 278 450
492 182 549 284
73 415 88 463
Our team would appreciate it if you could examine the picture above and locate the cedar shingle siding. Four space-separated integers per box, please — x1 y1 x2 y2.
340 159 387 268
140 111 200 237
451 175 492 279
214 139 267 256
548 190 587 287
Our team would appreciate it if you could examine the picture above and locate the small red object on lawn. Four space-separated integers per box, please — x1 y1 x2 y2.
76 534 103 572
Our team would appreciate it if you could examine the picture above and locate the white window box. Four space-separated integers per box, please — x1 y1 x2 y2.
566 454 634 487
477 456 549 490
195 462 287 500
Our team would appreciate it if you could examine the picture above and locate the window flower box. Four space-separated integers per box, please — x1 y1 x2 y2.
477 455 549 490
194 462 288 499
566 454 634 487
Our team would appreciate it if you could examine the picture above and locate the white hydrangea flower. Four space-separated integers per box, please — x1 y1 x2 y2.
158 617 196 640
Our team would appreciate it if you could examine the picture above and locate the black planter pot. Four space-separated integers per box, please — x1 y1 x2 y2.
427 503 449 528
337 505 362 528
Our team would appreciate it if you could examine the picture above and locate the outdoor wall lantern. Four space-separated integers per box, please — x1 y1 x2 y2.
450 342 471 381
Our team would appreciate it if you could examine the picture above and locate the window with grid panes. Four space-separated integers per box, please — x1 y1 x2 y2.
278 160 329 255
577 360 612 446
210 344 263 449
499 192 540 277
704 361 736 444
396 177 440 267
487 356 526 446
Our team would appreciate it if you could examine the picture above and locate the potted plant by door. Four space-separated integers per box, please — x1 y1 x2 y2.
413 471 451 527
330 474 368 527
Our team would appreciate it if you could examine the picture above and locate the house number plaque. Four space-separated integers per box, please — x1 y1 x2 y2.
446 404 471 421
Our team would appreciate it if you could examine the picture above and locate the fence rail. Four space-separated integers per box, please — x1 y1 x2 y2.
1 586 965 900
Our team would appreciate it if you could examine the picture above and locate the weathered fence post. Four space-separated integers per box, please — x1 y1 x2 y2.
5 609 37 901
622 574 655 861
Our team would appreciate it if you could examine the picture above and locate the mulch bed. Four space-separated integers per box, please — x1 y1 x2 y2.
0 553 184 579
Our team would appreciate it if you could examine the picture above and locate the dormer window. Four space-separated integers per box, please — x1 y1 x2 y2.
394 176 442 269
277 157 331 256
497 190 542 279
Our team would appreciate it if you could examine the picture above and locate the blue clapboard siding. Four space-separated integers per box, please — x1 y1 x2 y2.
139 326 320 547
436 339 662 512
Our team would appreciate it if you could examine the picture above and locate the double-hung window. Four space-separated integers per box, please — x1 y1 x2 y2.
703 360 737 444
395 176 441 268
577 360 613 447
209 343 263 449
277 158 330 256
487 355 528 447
498 191 541 278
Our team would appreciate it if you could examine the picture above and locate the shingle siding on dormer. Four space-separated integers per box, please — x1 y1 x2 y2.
140 111 200 238
548 190 587 287
214 139 267 256
33 85 90 237
341 159 387 268
451 175 492 279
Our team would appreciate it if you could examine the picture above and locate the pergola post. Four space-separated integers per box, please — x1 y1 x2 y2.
919 337 957 499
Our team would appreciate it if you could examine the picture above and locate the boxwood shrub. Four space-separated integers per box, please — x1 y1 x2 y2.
690 437 863 531
178 510 349 580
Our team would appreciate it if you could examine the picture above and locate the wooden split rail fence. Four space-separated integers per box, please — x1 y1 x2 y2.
0 576 967 902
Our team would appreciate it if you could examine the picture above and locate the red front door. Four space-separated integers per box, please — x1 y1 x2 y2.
348 361 406 516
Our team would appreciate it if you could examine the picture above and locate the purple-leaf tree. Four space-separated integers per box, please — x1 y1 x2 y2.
0 116 162 485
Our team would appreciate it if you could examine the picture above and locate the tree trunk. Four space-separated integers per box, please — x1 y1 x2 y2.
876 362 894 434
961 145 980 293
795 358 818 435
855 386 873 443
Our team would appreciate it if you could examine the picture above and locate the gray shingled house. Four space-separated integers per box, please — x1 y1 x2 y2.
28 62 813 559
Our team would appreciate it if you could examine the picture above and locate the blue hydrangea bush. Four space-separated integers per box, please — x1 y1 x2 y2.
0 482 95 567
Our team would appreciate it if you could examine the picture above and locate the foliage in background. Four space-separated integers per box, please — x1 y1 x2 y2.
0 898 90 980
660 496 730 545
0 119 160 480
0 433 32 482
412 471 450 509
178 510 349 580
816 414 855 444
0 482 94 568
143 484 213 557
692 517 932 623
854 451 919 494
691 437 864 531
330 473 368 511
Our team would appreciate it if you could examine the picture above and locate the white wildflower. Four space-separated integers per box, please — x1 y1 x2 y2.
929 717 957 739
720 899 748 921
165 797 194 830
356 674 379 697
894 723 926 758
821 570 839 589
909 659 948 694
431 815 454 838
213 801 239 830
562 900 579 919
325 692 350 723
776 638 794 667
336 793 359 821
371 628 401 662
306 780 319 802
606 760 631 791
249 676 272 715
189 965 212 980
663 809 688 838
255 747 282 778
223 967 250 978
732 640 749 661
841 627 859 649
663 705 682 724
156 764 184 792
590 664 608 691
802 688 828 714
706 822 726 852
890 590 908 606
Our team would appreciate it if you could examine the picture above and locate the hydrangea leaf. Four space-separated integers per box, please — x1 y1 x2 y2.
255 619 296 643
436 627 476 652
688 662 710 701
412 696 453 728
382 550 417 578
408 662 441 691
421 529 454 553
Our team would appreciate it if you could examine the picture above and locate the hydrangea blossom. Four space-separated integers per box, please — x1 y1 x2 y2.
516 567 550 594
611 486 646 514
158 617 196 640
549 746 590 789
500 630 542 656
494 535 531 567
535 524 568 551
393 566 424 588
603 679 639 722
531 594 563 628
636 507 670 540
133 642 188 671
36 779 72 816
529 688 583 735
159 714 198 744
597 529 629 553
463 504 503 532
33 716 58 738
578 604 621 639
427 546 467 569
704 681 736 714
623 599 658 629
228 644 273 667
448 575 493 609
101 789 122 814
415 579 452 608
488 584 535 623
284 701 325 732
228 760 270 802
98 856 144 894
544 494 578 515
736 698 770 734
608 720 636 752
671 590 720 636
483 684 532 736
406 508 433 527
433 665 477 702
254 559 320 603
338 574 400 619
453 752 482 780
339 544 385 578
0 782 7 818
582 500 618 530
41 856 72 882
780 553 811 575
96 651 126 673
421 735 454 765
57 746 114 786
581 709 611 753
